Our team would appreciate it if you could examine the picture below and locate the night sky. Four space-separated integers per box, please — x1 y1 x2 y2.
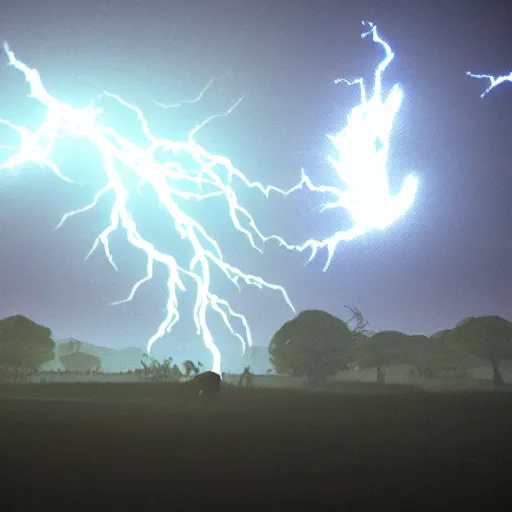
1 0 511 365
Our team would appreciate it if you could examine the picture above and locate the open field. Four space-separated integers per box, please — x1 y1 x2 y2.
28 357 512 390
1 383 511 509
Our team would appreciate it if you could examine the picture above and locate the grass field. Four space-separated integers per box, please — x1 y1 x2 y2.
0 383 510 509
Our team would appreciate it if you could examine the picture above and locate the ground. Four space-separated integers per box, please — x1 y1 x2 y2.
0 383 510 509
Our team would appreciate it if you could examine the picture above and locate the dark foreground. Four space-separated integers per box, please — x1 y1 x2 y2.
0 383 511 510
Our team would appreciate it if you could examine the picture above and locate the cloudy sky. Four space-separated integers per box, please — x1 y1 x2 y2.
0 0 511 366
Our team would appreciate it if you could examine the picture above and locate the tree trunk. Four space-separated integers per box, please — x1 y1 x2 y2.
15 358 21 383
490 356 504 387
376 365 386 385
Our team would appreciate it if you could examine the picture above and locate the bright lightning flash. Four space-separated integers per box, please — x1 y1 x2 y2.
0 42 304 374
467 68 512 98
276 21 419 270
0 21 418 371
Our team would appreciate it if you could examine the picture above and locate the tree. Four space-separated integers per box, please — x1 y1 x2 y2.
140 357 150 382
349 331 432 384
0 315 55 381
448 316 512 386
64 339 82 354
170 364 183 382
183 360 201 377
138 354 185 382
269 309 355 386
426 328 484 378
344 304 372 340
139 354 176 382
59 351 101 373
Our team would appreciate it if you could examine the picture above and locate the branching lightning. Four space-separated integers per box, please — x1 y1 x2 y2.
467 68 512 97
0 21 417 372
0 41 303 374
273 21 419 270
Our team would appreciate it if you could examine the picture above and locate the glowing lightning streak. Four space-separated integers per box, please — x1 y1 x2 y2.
0 21 418 371
0 41 304 375
153 79 214 109
271 21 419 270
467 68 512 97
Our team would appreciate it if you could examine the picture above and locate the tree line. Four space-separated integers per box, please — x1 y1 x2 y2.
0 314 207 382
269 308 512 387
1 310 511 387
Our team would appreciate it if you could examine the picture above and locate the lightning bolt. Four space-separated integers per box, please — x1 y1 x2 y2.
467 68 512 97
272 21 419 270
0 41 305 374
0 21 417 371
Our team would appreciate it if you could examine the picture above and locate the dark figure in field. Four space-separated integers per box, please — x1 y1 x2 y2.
183 371 220 403
238 366 254 387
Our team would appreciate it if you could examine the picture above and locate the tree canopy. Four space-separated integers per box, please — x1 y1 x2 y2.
348 330 433 383
447 316 512 385
269 309 354 385
140 355 183 382
0 315 55 374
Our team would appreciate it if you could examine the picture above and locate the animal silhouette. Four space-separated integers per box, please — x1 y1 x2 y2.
182 370 220 404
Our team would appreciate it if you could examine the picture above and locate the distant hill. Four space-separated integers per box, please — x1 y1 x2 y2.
39 339 273 375
41 339 146 373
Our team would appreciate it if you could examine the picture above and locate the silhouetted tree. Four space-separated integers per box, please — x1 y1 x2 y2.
448 316 512 386
59 338 83 356
138 355 184 382
183 360 201 377
0 315 55 381
349 331 432 384
59 351 101 373
427 329 482 378
344 304 372 340
269 309 354 386
141 355 176 382
170 364 183 382
430 329 452 341
140 358 150 382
